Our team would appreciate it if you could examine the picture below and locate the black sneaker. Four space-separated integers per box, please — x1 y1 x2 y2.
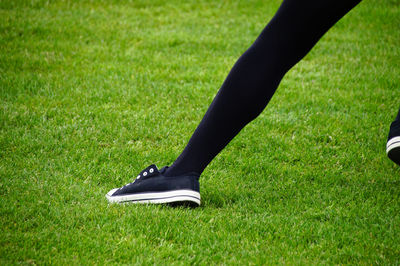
106 164 201 206
387 120 400 166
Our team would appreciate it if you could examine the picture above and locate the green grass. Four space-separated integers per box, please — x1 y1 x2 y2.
1 0 399 264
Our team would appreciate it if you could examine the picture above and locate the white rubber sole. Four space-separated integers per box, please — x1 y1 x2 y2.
105 189 200 206
386 136 400 154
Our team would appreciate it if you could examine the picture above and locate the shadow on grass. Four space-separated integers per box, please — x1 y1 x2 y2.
200 190 238 209
161 190 238 209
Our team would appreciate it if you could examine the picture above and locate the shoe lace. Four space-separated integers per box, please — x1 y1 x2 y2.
122 167 155 187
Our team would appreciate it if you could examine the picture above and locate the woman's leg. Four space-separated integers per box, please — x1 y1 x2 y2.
165 0 362 176
107 0 363 205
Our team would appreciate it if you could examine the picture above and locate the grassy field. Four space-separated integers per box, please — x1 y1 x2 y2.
1 0 399 264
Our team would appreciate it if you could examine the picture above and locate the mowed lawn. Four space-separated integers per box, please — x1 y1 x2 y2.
1 0 399 264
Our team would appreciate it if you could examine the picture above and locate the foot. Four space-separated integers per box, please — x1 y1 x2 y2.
106 164 201 206
387 120 400 166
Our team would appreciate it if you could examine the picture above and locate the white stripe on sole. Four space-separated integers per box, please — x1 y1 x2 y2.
387 136 400 154
106 189 200 206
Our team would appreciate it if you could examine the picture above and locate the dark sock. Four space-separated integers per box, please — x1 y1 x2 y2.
395 107 400 122
165 0 362 177
388 107 400 141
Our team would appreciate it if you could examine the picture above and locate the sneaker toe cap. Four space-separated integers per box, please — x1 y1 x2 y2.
106 188 119 197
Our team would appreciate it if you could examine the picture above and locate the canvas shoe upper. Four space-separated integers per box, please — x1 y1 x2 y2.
106 164 201 206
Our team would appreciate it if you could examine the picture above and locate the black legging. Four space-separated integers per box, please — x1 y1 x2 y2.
165 0 362 177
